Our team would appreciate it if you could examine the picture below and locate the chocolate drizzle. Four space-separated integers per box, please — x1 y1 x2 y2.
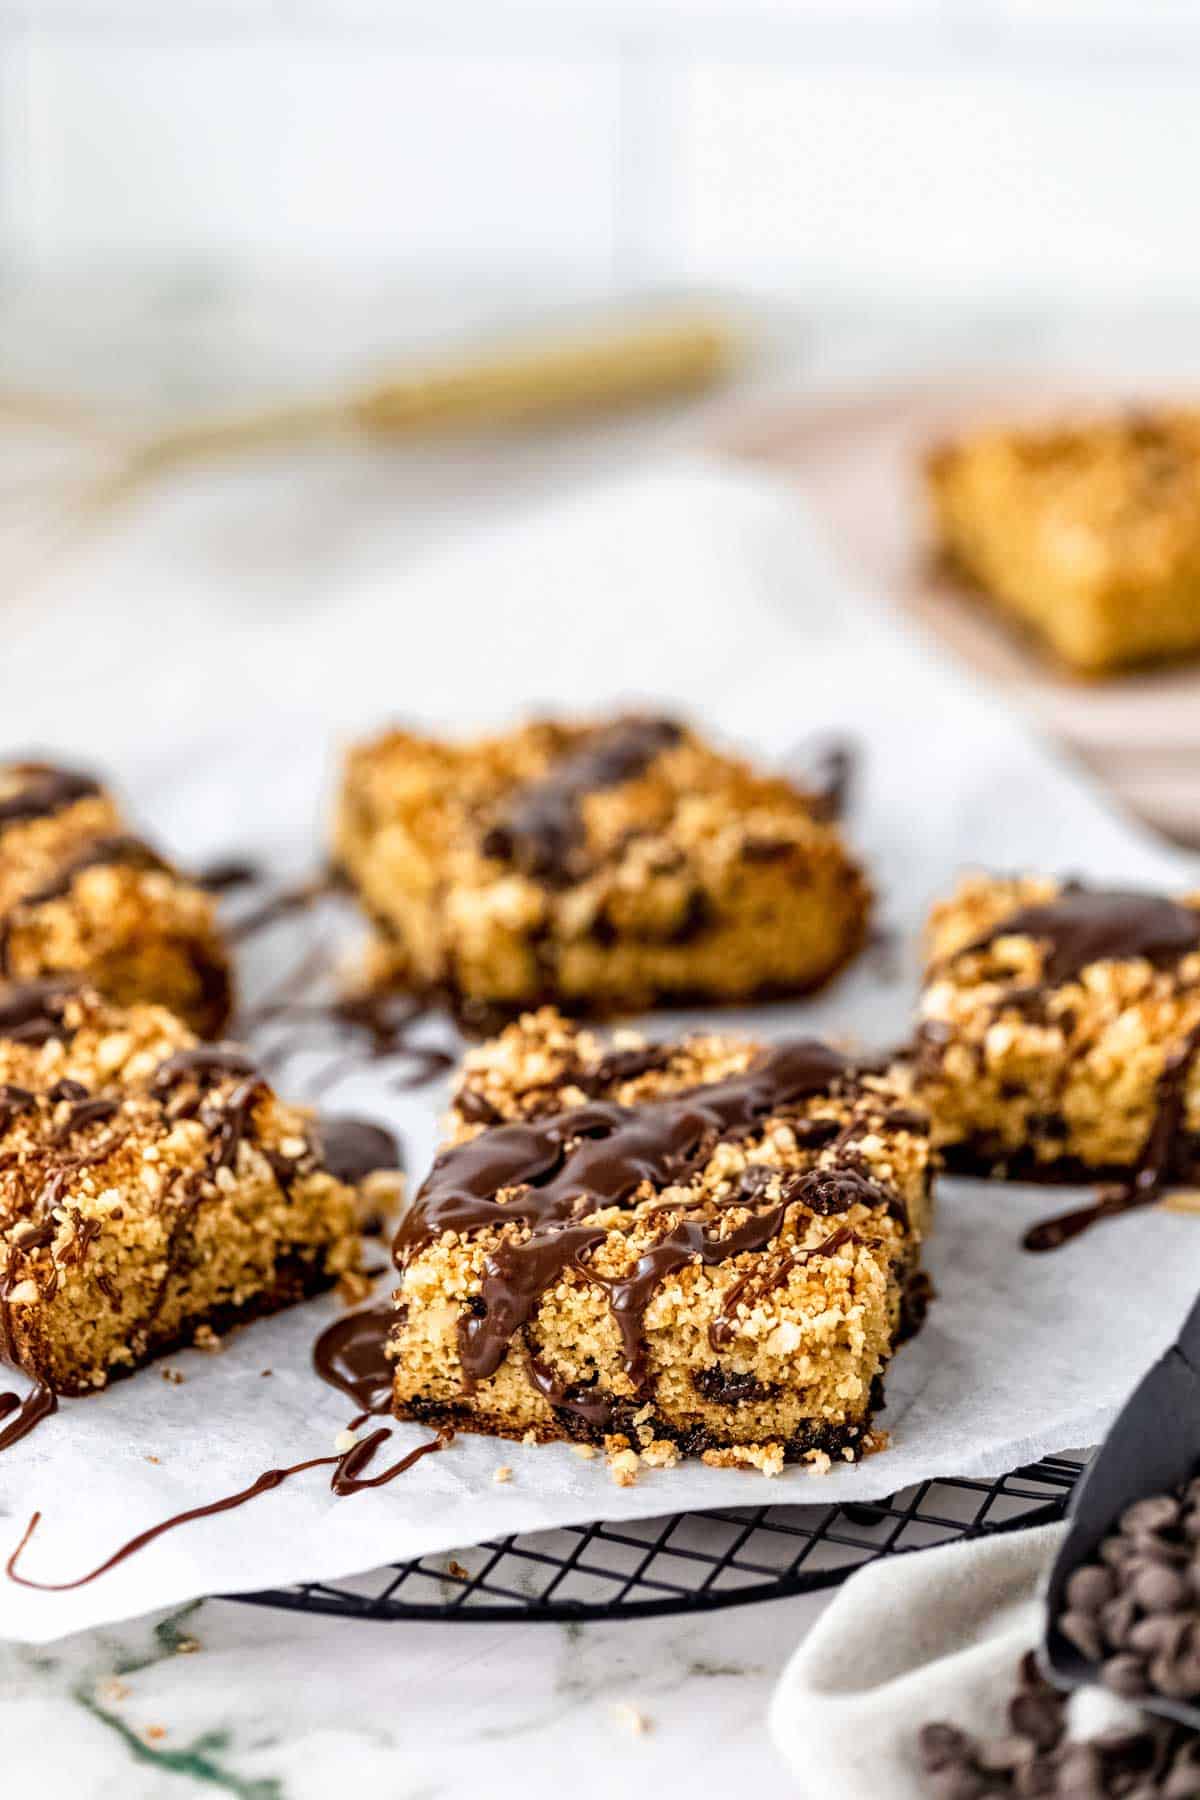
954 887 1200 987
192 857 263 895
481 716 683 883
0 981 79 1046
0 836 171 976
150 1046 260 1094
0 1382 56 1453
5 1424 449 1590
1025 1021 1200 1252
399 1039 895 1405
0 765 100 832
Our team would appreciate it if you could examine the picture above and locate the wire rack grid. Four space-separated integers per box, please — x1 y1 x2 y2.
228 1454 1083 1624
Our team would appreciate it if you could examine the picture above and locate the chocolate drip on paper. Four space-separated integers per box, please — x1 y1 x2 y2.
789 734 858 824
0 765 101 833
312 1304 395 1414
192 857 263 895
400 1039 899 1402
481 716 683 883
317 1117 402 1186
5 1426 449 1590
228 870 341 944
0 1383 56 1453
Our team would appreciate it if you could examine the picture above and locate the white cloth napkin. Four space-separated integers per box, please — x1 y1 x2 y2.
769 1523 1143 1798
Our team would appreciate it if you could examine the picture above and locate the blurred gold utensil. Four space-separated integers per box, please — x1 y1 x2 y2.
0 308 737 584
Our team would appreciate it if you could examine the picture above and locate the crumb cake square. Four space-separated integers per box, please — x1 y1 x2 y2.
0 983 368 1394
333 715 870 1026
927 409 1200 674
918 876 1200 1182
389 1010 933 1472
0 760 232 1036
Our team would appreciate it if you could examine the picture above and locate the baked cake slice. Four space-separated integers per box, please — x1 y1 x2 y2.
334 714 870 1027
918 875 1200 1190
0 983 377 1394
0 759 231 1036
389 1009 933 1473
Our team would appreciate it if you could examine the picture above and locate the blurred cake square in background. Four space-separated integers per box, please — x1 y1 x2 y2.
926 407 1200 676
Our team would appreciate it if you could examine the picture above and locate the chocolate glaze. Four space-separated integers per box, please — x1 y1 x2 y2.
481 716 683 883
954 887 1200 987
1025 1021 1200 1252
0 765 100 832
400 1039 896 1402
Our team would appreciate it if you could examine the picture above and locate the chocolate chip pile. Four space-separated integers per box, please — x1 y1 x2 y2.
1059 1485 1200 1704
918 1651 1200 1798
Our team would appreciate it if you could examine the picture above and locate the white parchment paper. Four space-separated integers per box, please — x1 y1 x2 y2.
1 459 1198 1643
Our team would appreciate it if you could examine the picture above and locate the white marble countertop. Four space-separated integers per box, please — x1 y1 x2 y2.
7 280 1200 1797
0 1586 833 1798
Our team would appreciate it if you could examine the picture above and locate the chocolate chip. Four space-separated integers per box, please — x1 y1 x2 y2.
1100 1594 1140 1649
1013 1759 1057 1798
1100 1535 1143 1571
1149 1651 1200 1700
1066 1565 1116 1614
1128 1613 1192 1659
1101 1653 1150 1698
1009 1691 1064 1752
1165 1770 1200 1800
918 1723 974 1771
1055 1742 1106 1795
1059 1609 1105 1663
1122 1495 1183 1536
926 1767 989 1800
976 1735 1035 1774
1131 1563 1191 1613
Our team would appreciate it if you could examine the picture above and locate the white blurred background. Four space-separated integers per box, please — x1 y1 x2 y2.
6 0 1200 811
5 0 1200 302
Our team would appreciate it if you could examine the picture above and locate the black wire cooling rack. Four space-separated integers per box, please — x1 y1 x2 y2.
228 1453 1084 1624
